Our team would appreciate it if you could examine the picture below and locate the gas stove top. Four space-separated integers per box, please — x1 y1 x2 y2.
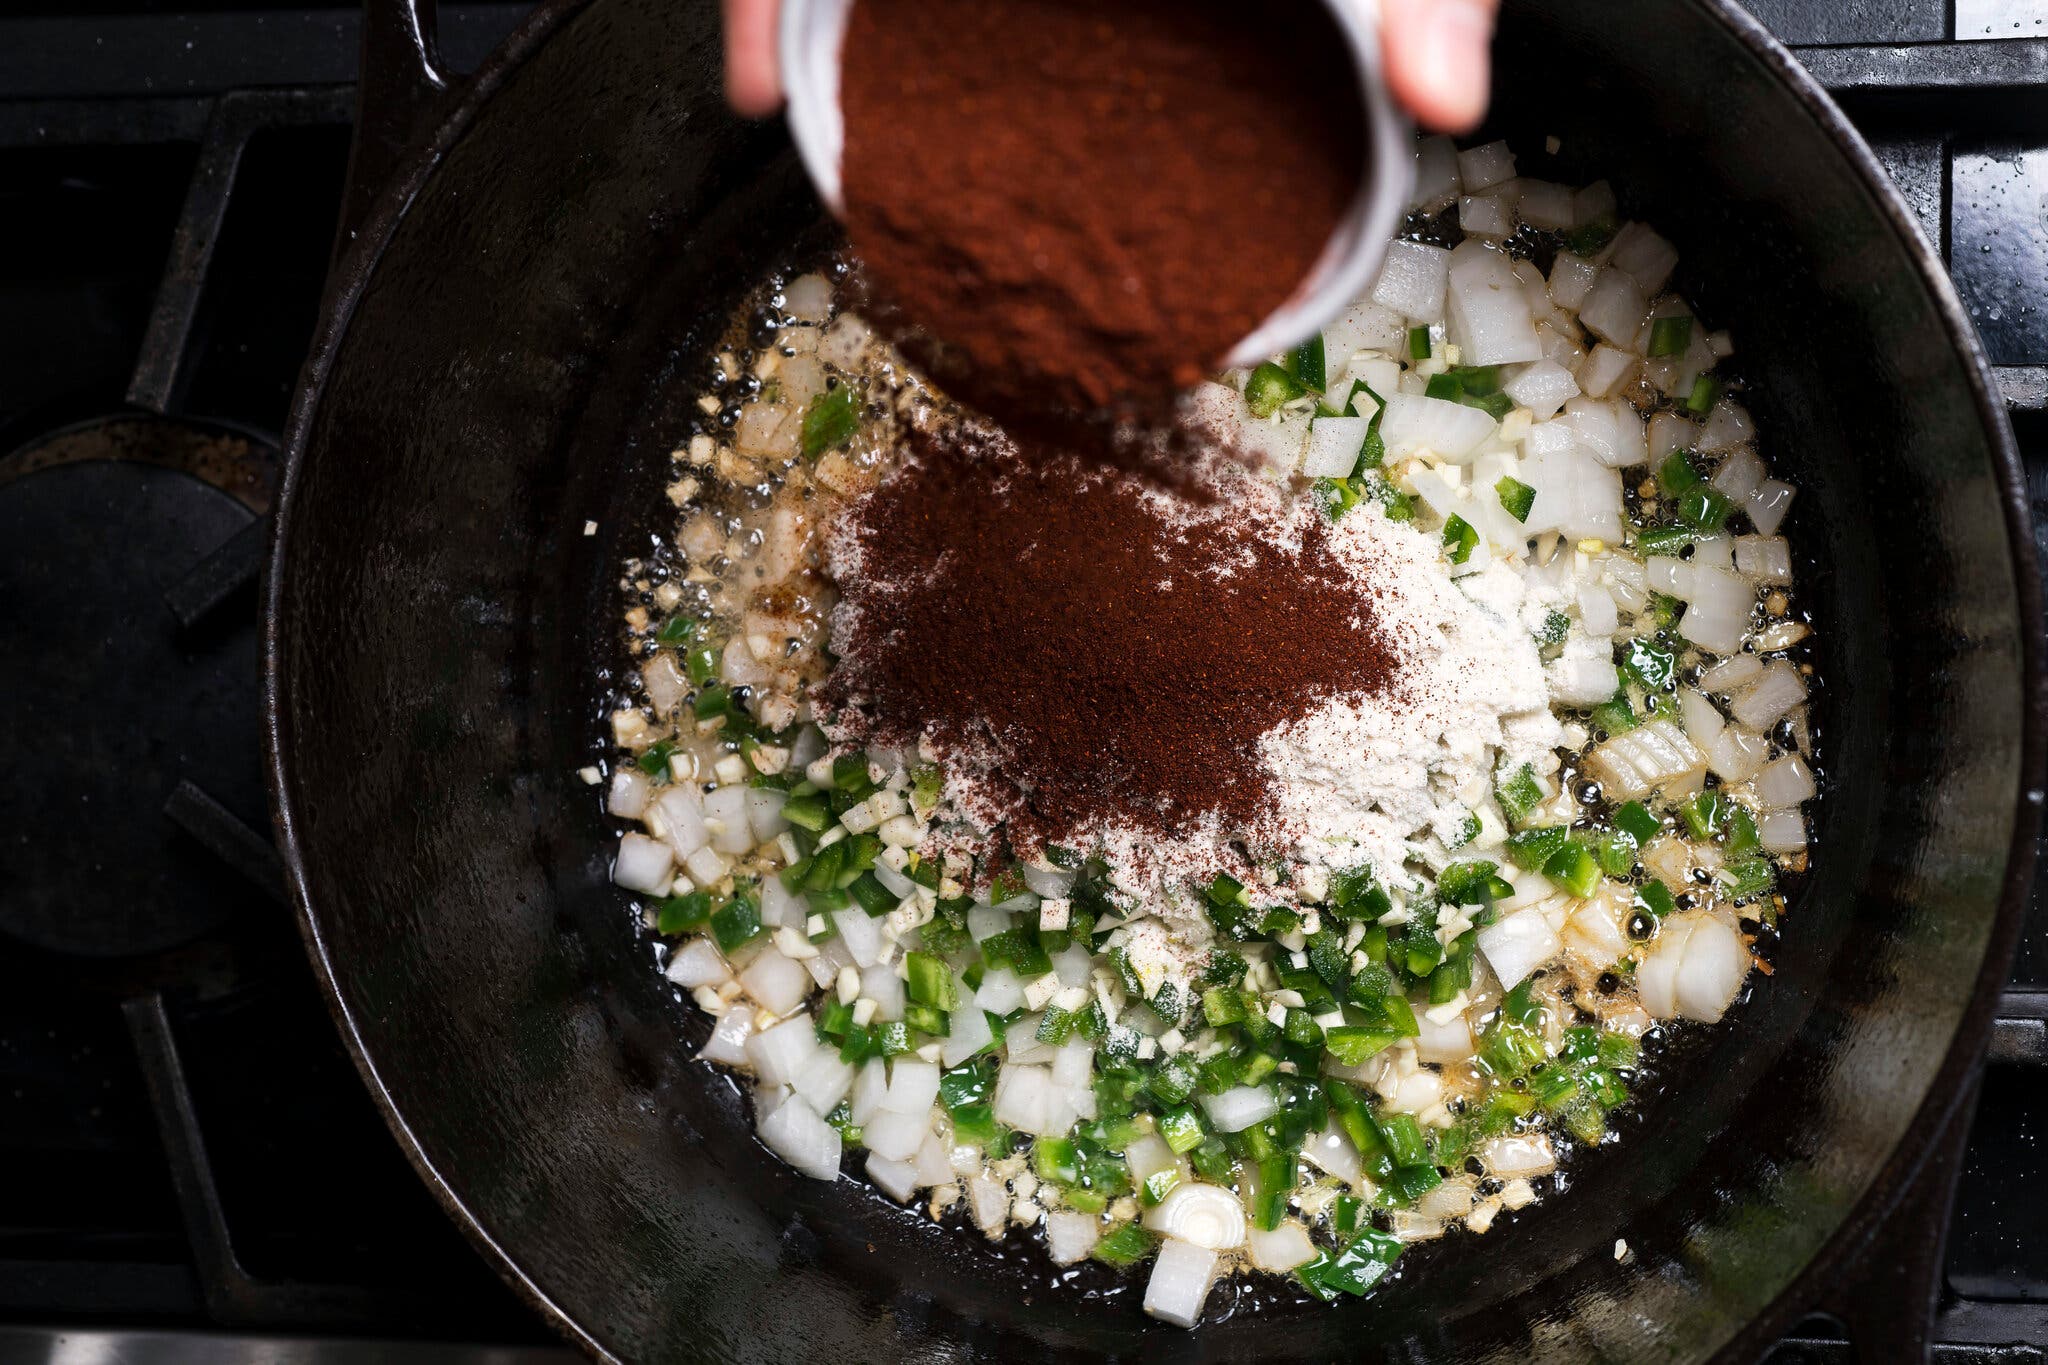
0 4 2042 1361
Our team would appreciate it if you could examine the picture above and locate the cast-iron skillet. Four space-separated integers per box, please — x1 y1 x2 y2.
265 0 2042 1358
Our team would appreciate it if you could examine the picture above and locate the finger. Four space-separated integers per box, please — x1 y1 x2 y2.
1380 0 1500 134
723 0 784 116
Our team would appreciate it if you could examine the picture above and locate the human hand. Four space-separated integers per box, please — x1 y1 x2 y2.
721 0 1500 134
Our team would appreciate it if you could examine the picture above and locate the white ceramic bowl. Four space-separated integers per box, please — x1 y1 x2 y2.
779 0 1415 369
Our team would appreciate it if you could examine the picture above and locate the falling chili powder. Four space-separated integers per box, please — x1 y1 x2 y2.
816 430 1399 856
836 0 1366 425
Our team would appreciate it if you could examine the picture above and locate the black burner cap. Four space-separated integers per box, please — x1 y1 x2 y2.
0 418 275 958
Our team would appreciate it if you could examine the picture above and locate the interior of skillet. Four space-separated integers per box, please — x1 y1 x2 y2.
272 0 2030 1358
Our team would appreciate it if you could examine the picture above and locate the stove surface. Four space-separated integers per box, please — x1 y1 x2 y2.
0 3 2042 1361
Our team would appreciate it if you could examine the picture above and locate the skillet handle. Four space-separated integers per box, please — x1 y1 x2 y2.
338 0 450 249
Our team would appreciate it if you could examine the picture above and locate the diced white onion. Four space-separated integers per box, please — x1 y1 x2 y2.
1457 139 1516 190
758 1093 841 1182
1640 912 1747 1023
974 966 1025 1015
883 1058 942 1115
1521 441 1623 543
1735 535 1794 583
862 1108 931 1162
1610 222 1679 293
1302 1121 1366 1183
1584 718 1707 800
1755 754 1817 809
738 947 812 1016
1749 479 1797 535
1459 192 1512 238
1124 1133 1183 1186
1548 255 1600 311
1379 393 1496 462
793 1050 855 1114
1578 583 1619 637
745 786 790 842
1758 809 1807 854
607 767 651 819
992 1063 1053 1135
665 937 730 988
831 907 884 967
1372 239 1453 321
1711 446 1765 503
1202 1085 1281 1133
1576 344 1636 398
1143 1183 1247 1251
941 994 993 1066
1020 862 1076 898
861 963 906 1020
1697 398 1755 452
655 786 709 860
1516 178 1575 229
720 633 771 687
1411 134 1462 210
612 832 674 894
702 785 754 854
1548 656 1620 707
866 1153 919 1203
1303 415 1371 478
1237 409 1311 477
1143 1237 1220 1328
1709 727 1771 783
1477 907 1564 989
1563 397 1646 469
1678 565 1754 655
1504 359 1580 420
1481 1132 1557 1179
1677 688 1725 749
1412 1009 1476 1064
1446 241 1543 365
641 653 688 716
1247 1222 1318 1273
744 1014 818 1087
1577 270 1648 349
1321 299 1408 367
1418 1177 1479 1222
850 1057 888 1126
759 874 803 929
697 1007 754 1066
1730 661 1807 729
1699 653 1764 693
1046 1210 1100 1265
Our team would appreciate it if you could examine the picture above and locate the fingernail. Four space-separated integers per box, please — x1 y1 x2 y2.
1415 0 1495 96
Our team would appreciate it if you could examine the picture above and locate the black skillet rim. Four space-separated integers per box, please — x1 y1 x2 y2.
261 1 2045 1359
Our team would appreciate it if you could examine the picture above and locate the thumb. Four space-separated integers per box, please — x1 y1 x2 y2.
1380 0 1500 134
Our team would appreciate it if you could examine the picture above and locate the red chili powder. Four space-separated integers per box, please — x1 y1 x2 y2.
836 0 1365 425
816 430 1396 854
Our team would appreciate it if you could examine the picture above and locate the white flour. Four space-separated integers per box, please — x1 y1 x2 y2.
1256 506 1558 893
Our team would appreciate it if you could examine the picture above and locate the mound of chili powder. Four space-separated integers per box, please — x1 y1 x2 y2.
837 0 1365 427
816 429 1397 855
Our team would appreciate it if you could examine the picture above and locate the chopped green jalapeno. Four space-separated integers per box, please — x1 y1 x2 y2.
1442 514 1479 564
1647 315 1693 358
800 383 861 457
1246 361 1308 418
1290 333 1327 391
1496 475 1536 522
